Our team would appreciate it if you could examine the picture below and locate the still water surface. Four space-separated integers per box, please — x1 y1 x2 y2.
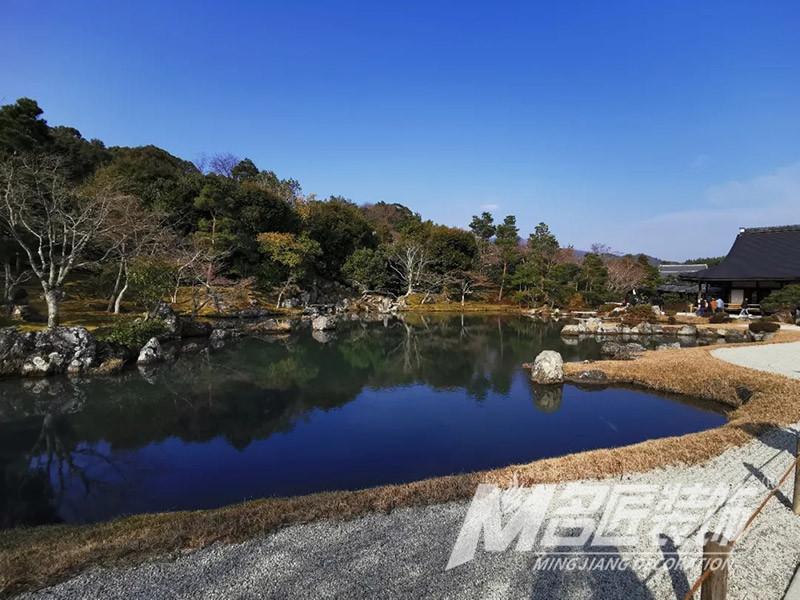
0 315 725 527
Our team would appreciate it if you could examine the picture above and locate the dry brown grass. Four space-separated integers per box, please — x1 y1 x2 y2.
3 332 800 595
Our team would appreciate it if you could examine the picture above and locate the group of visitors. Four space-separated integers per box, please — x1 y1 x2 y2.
696 296 725 316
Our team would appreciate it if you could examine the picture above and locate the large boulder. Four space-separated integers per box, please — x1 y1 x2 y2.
312 316 337 331
676 325 697 337
137 337 164 365
773 310 795 324
0 326 97 377
584 318 604 334
724 330 748 343
530 350 564 384
152 301 180 336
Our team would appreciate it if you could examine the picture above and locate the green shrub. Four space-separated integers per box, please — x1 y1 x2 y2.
762 284 800 313
128 258 179 315
661 293 685 305
101 318 168 348
749 321 780 333
708 313 731 324
620 304 657 326
582 291 609 308
565 293 588 311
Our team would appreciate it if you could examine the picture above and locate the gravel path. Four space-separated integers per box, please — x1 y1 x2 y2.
19 342 800 600
712 342 800 380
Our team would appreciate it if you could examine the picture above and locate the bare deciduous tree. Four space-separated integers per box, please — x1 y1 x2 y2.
97 194 170 313
605 256 647 294
209 153 240 177
389 241 431 298
0 155 114 326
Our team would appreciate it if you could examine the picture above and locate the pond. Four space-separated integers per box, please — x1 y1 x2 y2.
0 314 726 528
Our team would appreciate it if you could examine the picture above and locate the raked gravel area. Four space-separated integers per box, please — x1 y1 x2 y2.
18 341 800 600
712 341 800 380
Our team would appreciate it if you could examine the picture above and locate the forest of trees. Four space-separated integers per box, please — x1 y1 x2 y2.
0 98 665 327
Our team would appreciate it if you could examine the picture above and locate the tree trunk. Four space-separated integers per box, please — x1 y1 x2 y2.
276 280 290 309
498 261 507 301
3 263 10 306
114 275 128 314
44 287 60 328
107 260 125 312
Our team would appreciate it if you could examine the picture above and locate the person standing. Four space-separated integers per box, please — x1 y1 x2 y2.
717 296 725 313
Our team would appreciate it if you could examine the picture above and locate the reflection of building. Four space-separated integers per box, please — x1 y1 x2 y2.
685 225 800 308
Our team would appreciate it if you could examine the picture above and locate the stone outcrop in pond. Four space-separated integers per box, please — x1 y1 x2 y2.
601 341 646 360
530 350 563 384
565 369 609 385
0 326 96 376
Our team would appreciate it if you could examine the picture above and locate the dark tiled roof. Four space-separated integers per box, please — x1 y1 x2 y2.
687 225 800 281
659 264 708 275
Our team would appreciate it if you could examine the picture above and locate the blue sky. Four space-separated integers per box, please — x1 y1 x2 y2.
2 1 799 260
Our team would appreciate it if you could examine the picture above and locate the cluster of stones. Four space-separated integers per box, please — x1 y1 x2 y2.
560 318 766 344
0 300 303 378
0 326 96 376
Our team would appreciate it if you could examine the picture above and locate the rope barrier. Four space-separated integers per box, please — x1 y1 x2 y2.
682 450 800 600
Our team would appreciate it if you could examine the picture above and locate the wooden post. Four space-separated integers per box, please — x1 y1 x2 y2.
701 533 730 600
793 434 800 515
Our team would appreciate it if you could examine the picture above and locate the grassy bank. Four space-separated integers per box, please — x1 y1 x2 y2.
3 329 800 595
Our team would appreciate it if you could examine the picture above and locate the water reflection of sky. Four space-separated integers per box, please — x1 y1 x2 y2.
35 375 724 525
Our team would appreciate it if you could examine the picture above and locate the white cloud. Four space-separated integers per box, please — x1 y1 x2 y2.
480 203 499 211
691 154 712 169
607 162 800 261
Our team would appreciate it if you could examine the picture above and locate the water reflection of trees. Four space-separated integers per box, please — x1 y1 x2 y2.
0 316 599 453
0 315 600 526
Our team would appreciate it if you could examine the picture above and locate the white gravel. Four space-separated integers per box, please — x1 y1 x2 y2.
712 342 800 380
18 341 800 600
